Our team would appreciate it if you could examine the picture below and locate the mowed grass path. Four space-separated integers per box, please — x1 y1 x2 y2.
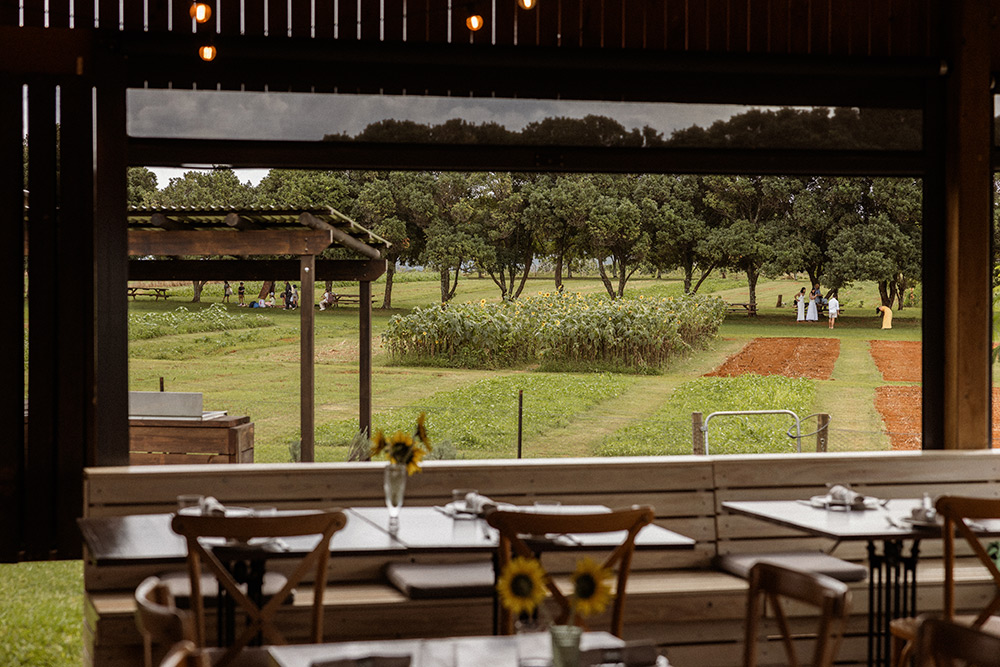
129 274 918 461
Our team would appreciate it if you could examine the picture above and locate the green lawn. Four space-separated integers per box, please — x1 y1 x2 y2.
126 273 919 462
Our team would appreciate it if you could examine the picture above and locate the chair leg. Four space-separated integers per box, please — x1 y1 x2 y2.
891 635 913 667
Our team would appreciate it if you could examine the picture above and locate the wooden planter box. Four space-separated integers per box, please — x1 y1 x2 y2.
128 415 254 464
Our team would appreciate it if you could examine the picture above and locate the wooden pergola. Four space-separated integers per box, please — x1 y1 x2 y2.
126 205 389 462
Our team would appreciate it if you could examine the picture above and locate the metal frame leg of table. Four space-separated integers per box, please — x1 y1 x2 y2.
866 539 920 667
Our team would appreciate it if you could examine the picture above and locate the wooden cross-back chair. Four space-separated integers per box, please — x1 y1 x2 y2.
486 505 655 638
914 617 1000 667
743 562 852 667
159 641 205 667
892 496 1000 667
135 576 197 667
170 509 347 667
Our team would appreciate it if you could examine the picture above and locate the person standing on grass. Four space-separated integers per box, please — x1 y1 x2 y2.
237 281 245 306
876 304 893 329
223 280 233 303
795 287 806 322
806 284 819 321
827 294 840 329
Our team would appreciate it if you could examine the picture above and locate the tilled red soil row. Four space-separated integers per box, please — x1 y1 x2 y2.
704 337 840 380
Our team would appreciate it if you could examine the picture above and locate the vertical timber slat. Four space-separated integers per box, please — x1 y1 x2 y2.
0 79 25 562
26 83 58 560
94 58 131 467
55 79 92 559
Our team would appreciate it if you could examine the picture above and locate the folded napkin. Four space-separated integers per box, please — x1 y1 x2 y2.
310 656 411 667
464 492 498 515
200 496 227 516
827 484 868 508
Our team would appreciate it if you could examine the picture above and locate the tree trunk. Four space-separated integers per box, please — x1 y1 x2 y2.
257 281 272 300
692 263 716 294
877 281 894 307
192 280 206 302
439 267 451 303
596 260 616 298
746 265 759 310
554 254 564 290
683 265 693 294
513 261 531 299
381 262 395 309
895 274 907 311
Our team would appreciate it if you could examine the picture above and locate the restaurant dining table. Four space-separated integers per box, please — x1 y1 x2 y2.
267 631 670 667
721 498 1000 667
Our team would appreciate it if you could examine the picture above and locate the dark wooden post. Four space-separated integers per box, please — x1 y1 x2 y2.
939 0 993 449
692 412 705 455
359 280 372 440
816 414 829 453
300 255 315 462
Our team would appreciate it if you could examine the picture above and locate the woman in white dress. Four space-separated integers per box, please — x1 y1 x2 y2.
806 284 819 321
795 287 806 322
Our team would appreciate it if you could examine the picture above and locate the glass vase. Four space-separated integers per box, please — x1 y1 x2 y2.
549 624 582 667
383 463 407 524
515 619 550 667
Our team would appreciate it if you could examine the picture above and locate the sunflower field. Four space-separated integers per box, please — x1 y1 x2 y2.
381 291 726 371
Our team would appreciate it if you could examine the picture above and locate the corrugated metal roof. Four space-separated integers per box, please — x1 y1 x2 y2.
126 205 390 249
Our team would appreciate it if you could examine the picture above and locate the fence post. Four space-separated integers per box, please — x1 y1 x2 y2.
692 412 705 455
816 413 829 452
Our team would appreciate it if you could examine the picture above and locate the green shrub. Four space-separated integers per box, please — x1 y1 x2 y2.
381 292 726 372
128 303 274 340
597 374 816 456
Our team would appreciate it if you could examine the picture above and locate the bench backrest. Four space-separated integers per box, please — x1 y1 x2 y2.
83 450 1000 590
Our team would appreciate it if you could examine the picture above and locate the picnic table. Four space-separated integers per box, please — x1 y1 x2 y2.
318 293 377 309
726 302 757 316
127 287 171 300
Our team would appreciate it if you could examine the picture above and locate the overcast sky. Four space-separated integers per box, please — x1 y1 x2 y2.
129 89 755 186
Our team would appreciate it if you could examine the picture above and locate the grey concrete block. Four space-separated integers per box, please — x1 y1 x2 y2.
128 391 203 417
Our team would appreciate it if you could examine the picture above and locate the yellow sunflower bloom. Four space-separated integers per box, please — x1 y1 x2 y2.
370 430 388 457
496 557 548 617
570 558 612 618
415 412 430 450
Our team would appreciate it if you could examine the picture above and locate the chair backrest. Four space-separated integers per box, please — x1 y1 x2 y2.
170 508 347 666
159 640 207 667
914 617 1000 667
486 505 655 637
936 496 1000 626
135 576 196 667
743 562 851 667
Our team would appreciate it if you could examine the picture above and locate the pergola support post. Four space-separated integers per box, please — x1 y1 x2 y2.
300 255 315 462
360 280 372 441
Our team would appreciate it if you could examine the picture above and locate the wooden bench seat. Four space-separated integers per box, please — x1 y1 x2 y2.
81 451 1000 667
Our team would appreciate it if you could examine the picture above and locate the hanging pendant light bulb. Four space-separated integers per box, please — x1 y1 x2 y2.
189 2 212 23
517 0 537 9
466 14 484 31
198 44 217 61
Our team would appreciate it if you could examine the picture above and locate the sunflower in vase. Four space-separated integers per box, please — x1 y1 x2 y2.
370 412 432 476
496 555 613 624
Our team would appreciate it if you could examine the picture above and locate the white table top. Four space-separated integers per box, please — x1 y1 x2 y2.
722 498 1000 541
267 631 630 667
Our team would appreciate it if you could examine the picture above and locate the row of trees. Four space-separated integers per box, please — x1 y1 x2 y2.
131 166 922 310
126 107 928 309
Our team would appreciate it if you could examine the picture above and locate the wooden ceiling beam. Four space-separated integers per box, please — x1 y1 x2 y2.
127 229 333 256
130 138 927 177
127 258 386 281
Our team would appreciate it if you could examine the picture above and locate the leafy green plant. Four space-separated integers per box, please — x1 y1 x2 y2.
128 303 274 341
381 291 725 372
